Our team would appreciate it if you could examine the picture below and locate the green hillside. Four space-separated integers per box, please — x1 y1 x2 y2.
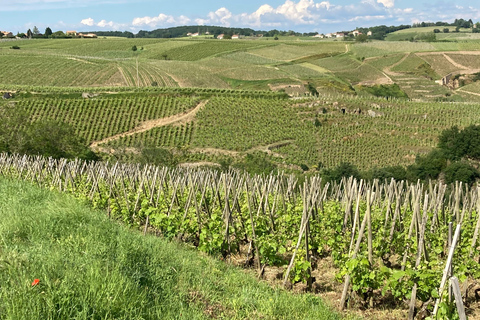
0 177 341 320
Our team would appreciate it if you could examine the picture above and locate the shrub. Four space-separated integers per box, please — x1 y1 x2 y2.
443 161 479 185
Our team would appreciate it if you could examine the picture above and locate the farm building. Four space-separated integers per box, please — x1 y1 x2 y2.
312 34 324 38
1 31 13 37
217 34 224 39
66 31 77 36
78 33 97 38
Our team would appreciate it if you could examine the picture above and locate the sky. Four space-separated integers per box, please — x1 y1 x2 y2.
1 0 479 35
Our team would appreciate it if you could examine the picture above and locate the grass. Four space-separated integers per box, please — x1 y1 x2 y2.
0 177 342 320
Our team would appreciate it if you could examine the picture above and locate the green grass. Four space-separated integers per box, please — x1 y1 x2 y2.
0 177 341 320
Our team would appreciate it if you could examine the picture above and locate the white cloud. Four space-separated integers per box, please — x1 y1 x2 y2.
97 20 114 27
208 7 233 26
377 0 394 8
132 14 176 27
1 0 130 11
80 18 94 26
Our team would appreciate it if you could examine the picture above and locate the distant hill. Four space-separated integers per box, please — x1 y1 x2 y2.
136 25 274 38
89 25 306 39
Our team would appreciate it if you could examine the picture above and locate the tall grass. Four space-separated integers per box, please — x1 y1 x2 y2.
0 178 341 320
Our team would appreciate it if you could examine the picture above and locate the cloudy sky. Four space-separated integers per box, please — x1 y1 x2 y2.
1 0 479 35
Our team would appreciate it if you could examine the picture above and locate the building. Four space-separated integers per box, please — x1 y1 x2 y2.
217 34 224 39
1 31 13 37
232 34 239 39
312 33 324 38
78 33 97 38
352 30 362 36
66 31 77 36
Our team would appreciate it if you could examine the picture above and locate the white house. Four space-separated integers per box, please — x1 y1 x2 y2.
312 33 324 38
367 31 372 36
352 30 362 36
217 34 224 39
325 33 333 38
232 34 239 39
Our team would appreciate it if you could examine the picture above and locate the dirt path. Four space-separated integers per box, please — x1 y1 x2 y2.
457 88 480 97
90 100 208 151
117 66 130 86
442 53 469 70
383 52 410 76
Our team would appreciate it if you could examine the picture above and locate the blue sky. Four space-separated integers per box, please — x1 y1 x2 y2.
1 0 479 35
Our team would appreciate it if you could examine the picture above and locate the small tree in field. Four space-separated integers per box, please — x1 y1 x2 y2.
45 27 52 37
355 34 368 43
132 45 137 51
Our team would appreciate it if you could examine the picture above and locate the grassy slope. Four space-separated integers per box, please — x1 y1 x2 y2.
0 178 341 320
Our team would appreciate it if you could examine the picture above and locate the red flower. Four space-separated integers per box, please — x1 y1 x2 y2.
31 279 40 286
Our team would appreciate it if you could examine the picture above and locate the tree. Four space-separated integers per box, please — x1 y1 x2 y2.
0 104 97 160
406 149 447 181
52 31 66 38
322 162 361 182
45 27 52 37
433 29 440 33
132 45 138 51
443 162 479 185
27 29 33 38
33 26 40 35
438 125 480 161
355 34 368 43
443 28 449 33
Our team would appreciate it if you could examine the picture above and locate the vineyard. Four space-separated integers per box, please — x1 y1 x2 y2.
1 153 480 319
4 89 480 170
2 37 480 100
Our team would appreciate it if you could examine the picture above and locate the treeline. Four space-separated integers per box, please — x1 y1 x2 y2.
412 18 475 29
136 26 261 38
357 25 411 40
88 31 135 38
135 25 313 38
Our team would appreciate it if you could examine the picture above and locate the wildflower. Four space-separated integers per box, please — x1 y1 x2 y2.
31 279 40 287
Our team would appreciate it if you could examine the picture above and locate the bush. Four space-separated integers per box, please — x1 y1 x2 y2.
438 125 480 161
361 84 408 99
10 45 20 50
322 162 361 182
407 149 447 181
443 161 479 185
